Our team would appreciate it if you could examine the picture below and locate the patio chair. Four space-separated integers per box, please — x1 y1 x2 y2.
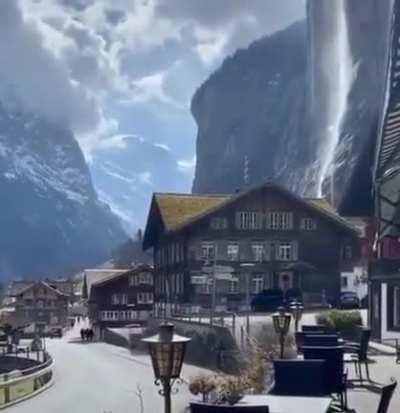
303 334 339 347
303 346 347 410
270 359 329 397
302 325 328 333
190 403 269 413
376 380 397 413
343 328 371 382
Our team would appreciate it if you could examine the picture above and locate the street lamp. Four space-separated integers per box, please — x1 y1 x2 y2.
289 300 304 332
142 323 191 413
240 263 256 335
272 307 291 359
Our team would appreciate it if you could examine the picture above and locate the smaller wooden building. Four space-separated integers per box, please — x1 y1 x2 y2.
82 265 154 329
8 280 73 334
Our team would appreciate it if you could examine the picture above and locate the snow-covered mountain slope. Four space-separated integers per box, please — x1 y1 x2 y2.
89 135 188 233
0 102 126 279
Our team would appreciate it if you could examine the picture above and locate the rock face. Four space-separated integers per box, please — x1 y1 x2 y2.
309 0 391 215
0 103 126 279
192 21 317 196
192 1 393 215
90 135 185 233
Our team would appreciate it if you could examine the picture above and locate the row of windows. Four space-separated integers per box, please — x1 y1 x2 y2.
210 212 318 231
128 273 153 287
22 299 62 308
110 292 154 305
100 310 147 321
200 241 299 262
195 274 270 295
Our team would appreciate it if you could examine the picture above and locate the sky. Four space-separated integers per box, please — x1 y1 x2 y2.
0 0 305 229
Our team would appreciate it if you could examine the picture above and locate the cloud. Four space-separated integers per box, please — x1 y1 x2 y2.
178 156 196 177
104 8 127 26
60 0 95 12
0 0 103 136
0 0 305 157
155 0 306 61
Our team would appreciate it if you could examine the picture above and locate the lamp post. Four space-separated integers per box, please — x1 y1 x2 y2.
142 323 191 413
272 307 291 359
289 300 304 332
240 263 255 335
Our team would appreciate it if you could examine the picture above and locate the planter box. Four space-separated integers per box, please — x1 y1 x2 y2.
190 402 269 413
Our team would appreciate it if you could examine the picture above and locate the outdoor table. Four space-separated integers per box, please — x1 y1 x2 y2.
234 395 332 413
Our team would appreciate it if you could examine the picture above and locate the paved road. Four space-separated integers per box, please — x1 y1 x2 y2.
7 321 208 413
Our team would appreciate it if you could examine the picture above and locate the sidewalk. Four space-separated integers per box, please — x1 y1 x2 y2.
346 355 400 413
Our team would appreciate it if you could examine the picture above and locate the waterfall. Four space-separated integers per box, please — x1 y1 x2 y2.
317 0 353 198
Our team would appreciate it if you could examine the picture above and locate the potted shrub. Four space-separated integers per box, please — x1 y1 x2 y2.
316 310 362 340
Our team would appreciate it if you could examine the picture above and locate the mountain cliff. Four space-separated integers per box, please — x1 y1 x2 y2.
192 1 392 214
0 102 126 279
192 21 316 196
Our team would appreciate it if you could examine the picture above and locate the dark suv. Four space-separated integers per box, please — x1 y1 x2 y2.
339 291 360 309
251 288 302 312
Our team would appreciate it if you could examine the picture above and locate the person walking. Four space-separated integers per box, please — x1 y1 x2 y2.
80 328 85 341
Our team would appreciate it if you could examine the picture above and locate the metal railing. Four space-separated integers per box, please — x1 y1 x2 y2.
0 351 54 408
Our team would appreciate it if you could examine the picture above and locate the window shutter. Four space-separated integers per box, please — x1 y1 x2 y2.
292 241 298 260
235 212 241 229
274 242 280 260
264 241 271 261
266 213 271 229
289 213 294 229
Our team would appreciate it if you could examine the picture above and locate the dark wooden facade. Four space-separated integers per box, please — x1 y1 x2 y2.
9 280 72 334
369 254 400 341
85 265 154 328
143 183 360 315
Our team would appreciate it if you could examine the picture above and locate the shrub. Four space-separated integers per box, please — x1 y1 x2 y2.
316 310 362 340
253 323 296 360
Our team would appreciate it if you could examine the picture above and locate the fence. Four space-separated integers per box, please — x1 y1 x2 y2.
0 352 54 409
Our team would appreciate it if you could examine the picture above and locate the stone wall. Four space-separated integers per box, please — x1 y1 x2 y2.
147 318 243 373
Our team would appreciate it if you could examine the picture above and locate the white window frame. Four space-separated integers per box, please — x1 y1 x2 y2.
237 212 262 230
277 241 293 261
137 292 154 304
227 243 239 261
252 276 264 294
121 294 128 305
111 294 120 305
267 212 293 230
251 243 264 262
201 242 215 261
211 217 228 230
229 279 239 294
301 217 317 230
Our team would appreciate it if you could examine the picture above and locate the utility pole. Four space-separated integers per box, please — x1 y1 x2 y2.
210 244 217 326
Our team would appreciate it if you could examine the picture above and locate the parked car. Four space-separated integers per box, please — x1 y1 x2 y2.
49 327 63 338
284 288 303 306
251 288 283 312
339 291 360 309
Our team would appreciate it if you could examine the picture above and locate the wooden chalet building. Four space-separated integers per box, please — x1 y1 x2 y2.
143 182 360 316
82 265 154 330
7 280 74 334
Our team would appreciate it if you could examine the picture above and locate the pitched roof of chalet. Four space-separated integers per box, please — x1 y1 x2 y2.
82 269 129 299
90 264 154 290
143 182 358 249
154 193 229 231
8 280 71 297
